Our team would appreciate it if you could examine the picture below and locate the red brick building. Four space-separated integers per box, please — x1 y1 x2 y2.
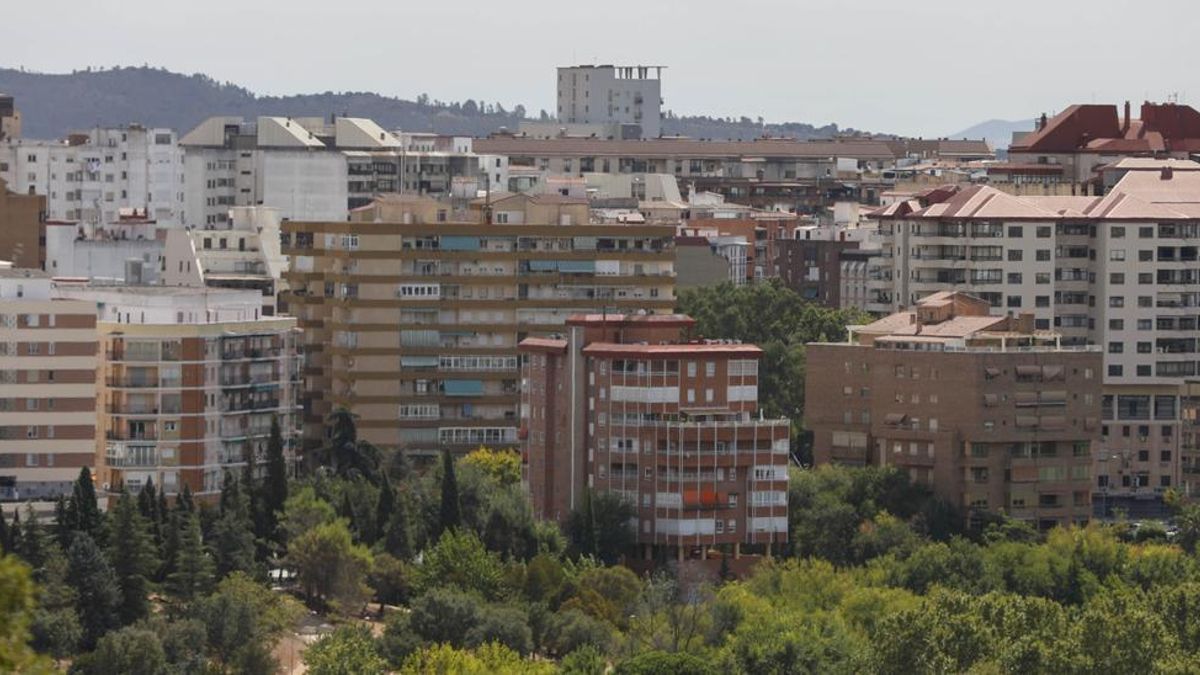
519 313 790 560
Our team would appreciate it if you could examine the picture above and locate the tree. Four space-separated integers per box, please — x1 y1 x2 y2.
408 587 482 645
280 485 337 543
287 519 373 612
197 571 302 670
380 487 414 560
568 490 635 565
0 507 9 554
63 467 104 542
374 477 394 549
464 604 534 655
615 650 718 675
263 416 289 547
66 533 121 649
0 554 53 673
414 530 506 600
438 449 461 536
461 447 522 487
212 473 258 579
318 409 381 482
166 508 214 601
70 626 167 675
108 490 159 624
304 625 388 675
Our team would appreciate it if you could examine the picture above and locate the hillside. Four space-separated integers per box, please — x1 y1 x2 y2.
0 66 853 140
948 118 1035 150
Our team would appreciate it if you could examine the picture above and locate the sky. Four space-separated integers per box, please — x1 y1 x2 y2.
2 0 1196 137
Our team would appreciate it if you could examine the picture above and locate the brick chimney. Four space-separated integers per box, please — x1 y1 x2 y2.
1162 165 1174 181
1123 100 1131 133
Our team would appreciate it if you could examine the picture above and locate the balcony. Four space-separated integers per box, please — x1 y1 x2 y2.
106 377 179 389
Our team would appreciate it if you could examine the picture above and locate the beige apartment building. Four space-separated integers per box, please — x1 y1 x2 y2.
806 292 1102 528
869 165 1200 515
53 284 302 499
0 267 98 510
283 193 676 456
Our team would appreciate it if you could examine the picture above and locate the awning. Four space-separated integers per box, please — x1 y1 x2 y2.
1042 365 1064 381
443 379 485 397
884 413 907 425
1016 365 1042 377
983 393 999 406
558 260 596 273
1039 416 1067 430
1014 391 1038 405
400 356 439 367
1015 415 1038 427
1041 391 1067 403
440 235 481 251
984 367 1002 378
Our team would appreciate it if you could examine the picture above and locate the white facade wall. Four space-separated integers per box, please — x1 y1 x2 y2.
557 66 663 138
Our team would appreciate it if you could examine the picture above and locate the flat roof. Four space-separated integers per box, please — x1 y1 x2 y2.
582 342 762 357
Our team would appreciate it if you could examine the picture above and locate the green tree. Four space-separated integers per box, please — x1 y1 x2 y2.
414 529 506 600
196 571 302 670
438 448 461 536
166 508 214 601
0 554 54 673
70 626 167 675
280 485 337 543
464 604 534 655
263 416 289 547
66 533 121 649
373 476 394 548
318 409 382 482
380 487 414 560
304 625 387 675
287 518 372 612
560 644 608 675
64 467 105 542
615 650 717 675
0 506 9 554
460 446 522 487
408 587 482 645
212 472 258 579
568 490 634 565
108 490 159 624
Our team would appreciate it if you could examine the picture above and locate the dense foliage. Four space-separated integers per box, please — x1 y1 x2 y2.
8 412 1200 672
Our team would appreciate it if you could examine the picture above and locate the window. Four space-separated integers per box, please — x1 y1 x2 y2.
1006 296 1022 308
1035 296 1050 308
1139 250 1154 262
1139 226 1154 238
1111 226 1126 238
1109 296 1124 308
1108 365 1123 377
1138 319 1153 331
1109 319 1124 330
1008 249 1024 262
1110 250 1126 261
1007 225 1023 238
1137 365 1152 377
687 362 697 377
1037 226 1052 238
705 362 716 377
1007 272 1023 284
1137 342 1152 353
1036 249 1051 261
1108 342 1124 354
1110 272 1125 284
1035 272 1051 285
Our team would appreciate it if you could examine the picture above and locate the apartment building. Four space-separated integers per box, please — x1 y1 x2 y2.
0 94 19 141
282 193 676 456
181 116 495 226
806 292 1101 528
0 125 185 225
52 284 301 498
162 206 288 315
44 211 163 282
1008 101 1200 194
869 165 1200 512
0 176 46 269
558 65 664 139
0 267 98 507
520 313 789 560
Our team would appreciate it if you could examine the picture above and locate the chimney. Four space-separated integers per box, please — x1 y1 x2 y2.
1162 166 1174 181
1123 100 1131 132
1039 113 1048 131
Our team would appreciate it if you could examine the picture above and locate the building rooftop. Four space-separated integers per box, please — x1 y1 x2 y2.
581 342 763 357
475 136 898 160
1011 102 1200 154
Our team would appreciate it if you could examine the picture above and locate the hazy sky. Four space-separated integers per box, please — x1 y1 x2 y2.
2 0 1195 137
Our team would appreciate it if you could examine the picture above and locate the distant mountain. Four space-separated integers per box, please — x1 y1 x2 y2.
0 65 861 141
948 118 1035 150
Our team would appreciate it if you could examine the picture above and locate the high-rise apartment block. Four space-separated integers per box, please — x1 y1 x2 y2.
0 176 46 269
0 94 19 141
53 284 301 498
282 193 676 456
0 266 98 505
0 125 185 225
806 292 1102 528
868 166 1200 512
519 313 790 559
557 65 664 139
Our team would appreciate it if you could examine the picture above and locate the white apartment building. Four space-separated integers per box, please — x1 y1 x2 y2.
869 162 1200 511
557 65 664 139
181 116 494 227
0 125 185 225
162 206 288 315
52 283 301 498
44 213 163 283
0 266 99 509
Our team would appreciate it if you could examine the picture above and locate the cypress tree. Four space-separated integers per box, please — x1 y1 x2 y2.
67 532 121 649
137 477 157 522
373 477 395 547
8 508 18 553
18 504 51 573
167 508 213 601
53 495 71 549
68 466 104 542
382 491 413 560
108 490 158 625
263 417 289 546
0 506 9 554
212 473 257 579
438 449 460 536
